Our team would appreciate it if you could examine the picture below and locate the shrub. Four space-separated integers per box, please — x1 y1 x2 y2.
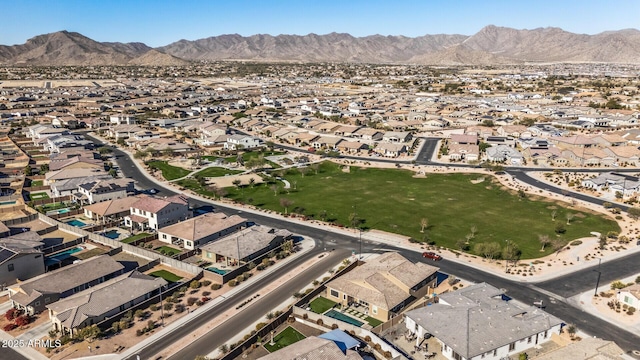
187 297 198 306
228 279 238 287
15 315 30 327
150 304 160 311
3 323 17 331
555 223 566 234
364 335 372 342
570 240 582 246
235 275 245 283
134 309 145 319
136 329 144 336
317 319 324 326
196 300 203 306
175 304 186 313
255 322 267 330
384 351 393 359
331 323 338 329
190 280 201 289
5 308 20 321
202 280 212 287
118 319 131 330
611 280 627 290
211 283 222 290
163 302 174 311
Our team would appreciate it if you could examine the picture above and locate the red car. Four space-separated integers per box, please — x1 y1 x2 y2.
422 252 442 261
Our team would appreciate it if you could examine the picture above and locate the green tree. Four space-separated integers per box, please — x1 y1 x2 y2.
24 165 33 176
39 164 49 175
538 234 551 251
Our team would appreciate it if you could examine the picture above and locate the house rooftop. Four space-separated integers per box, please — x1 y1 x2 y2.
159 212 247 242
200 225 291 259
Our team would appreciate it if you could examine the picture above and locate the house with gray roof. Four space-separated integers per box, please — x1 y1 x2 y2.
259 335 362 360
47 271 167 335
404 283 563 360
9 255 125 314
0 232 45 287
200 225 291 267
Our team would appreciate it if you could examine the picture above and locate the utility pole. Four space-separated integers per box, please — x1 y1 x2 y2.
594 258 602 296
504 239 509 272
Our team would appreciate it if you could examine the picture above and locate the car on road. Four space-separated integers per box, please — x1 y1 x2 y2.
422 252 442 261
147 188 159 194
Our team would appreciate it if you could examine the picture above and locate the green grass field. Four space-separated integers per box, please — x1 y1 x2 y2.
263 326 306 352
30 180 43 187
148 161 191 180
193 167 242 178
149 270 182 283
366 316 383 327
121 232 151 244
223 162 619 259
154 246 181 256
309 296 337 314
29 192 50 200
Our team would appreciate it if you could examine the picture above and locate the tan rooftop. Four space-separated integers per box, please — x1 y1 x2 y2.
159 213 247 241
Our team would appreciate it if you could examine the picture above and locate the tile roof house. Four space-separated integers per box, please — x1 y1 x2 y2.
9 255 125 315
83 195 143 223
159 212 247 250
404 283 563 360
617 283 640 309
125 194 190 231
200 225 291 266
47 271 167 335
325 252 438 321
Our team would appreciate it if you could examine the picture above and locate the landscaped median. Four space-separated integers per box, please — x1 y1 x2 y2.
147 160 191 180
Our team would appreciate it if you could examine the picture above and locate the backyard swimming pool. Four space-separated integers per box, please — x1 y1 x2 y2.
0 201 16 205
66 219 86 227
104 230 120 239
44 247 83 266
324 310 364 327
206 267 229 275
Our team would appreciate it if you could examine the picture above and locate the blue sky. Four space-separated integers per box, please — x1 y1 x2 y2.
3 0 639 47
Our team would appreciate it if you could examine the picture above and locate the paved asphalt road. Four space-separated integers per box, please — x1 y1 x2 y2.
87 135 640 358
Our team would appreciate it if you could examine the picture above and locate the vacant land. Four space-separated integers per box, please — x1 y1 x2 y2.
148 160 190 180
223 162 619 259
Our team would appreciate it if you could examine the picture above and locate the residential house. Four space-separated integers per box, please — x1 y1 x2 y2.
374 143 407 158
50 174 112 197
602 146 640 166
448 144 480 162
496 125 530 139
83 195 143 223
27 125 69 141
200 225 291 266
9 255 125 315
47 271 166 335
450 134 478 145
158 212 247 250
325 252 438 322
382 131 412 143
108 125 145 140
223 134 264 150
43 134 93 153
73 178 135 205
617 284 640 310
45 168 108 185
0 232 45 287
312 136 343 150
336 141 369 154
125 194 190 231
581 172 640 197
404 282 563 360
486 145 524 165
353 128 383 141
109 114 137 125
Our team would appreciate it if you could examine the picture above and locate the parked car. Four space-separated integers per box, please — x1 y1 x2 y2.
422 252 442 261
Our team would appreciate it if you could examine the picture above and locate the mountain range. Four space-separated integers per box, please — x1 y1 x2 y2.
2 26 640 66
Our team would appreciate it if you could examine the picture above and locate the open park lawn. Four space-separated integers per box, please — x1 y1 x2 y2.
225 162 619 259
309 296 337 314
149 270 182 283
193 167 242 178
148 161 190 180
263 326 306 352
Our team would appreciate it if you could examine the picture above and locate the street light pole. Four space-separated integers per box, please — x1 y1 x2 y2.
504 240 509 272
594 258 602 296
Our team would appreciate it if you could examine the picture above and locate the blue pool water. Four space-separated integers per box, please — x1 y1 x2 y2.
206 267 229 275
44 247 83 266
66 219 86 227
324 310 364 326
104 230 119 239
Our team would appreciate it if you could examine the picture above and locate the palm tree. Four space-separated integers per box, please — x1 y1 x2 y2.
248 177 255 188
420 218 429 233
279 198 293 214
566 213 574 225
538 234 551 251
